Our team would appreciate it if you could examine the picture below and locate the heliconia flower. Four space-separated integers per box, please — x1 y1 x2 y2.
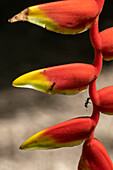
19 116 97 150
12 63 97 95
8 0 104 34
100 27 113 61
78 138 113 170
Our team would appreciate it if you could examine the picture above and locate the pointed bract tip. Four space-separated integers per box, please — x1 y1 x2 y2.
19 145 22 150
8 8 29 23
19 144 28 150
12 79 18 87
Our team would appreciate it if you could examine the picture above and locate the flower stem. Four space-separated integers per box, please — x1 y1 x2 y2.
89 17 103 105
90 17 101 50
91 104 100 125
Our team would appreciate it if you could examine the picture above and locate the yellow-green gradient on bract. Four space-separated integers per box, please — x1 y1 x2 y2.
12 64 97 95
19 130 83 150
12 69 51 94
19 117 95 150
27 5 93 35
8 0 100 35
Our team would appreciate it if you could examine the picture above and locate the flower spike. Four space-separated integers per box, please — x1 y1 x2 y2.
8 0 104 34
12 63 97 95
8 0 113 168
78 138 113 170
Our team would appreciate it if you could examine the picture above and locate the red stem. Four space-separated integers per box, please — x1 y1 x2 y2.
90 104 100 139
90 17 101 50
90 17 103 76
94 49 103 77
89 17 103 104
89 49 103 105
89 80 99 105
91 104 100 125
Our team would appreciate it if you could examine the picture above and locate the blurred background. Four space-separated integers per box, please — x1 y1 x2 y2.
0 0 113 170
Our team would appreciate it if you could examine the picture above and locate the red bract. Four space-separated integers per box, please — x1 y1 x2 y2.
100 27 113 61
19 106 99 150
97 86 113 115
12 63 97 95
19 117 95 150
8 0 104 34
78 138 113 170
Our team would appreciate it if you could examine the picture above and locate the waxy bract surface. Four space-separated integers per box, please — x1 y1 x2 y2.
78 138 113 170
20 117 96 150
100 27 113 61
9 0 101 34
97 86 113 115
12 63 97 95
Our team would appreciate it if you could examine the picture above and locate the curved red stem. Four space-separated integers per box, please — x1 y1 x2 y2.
94 49 103 77
90 104 100 139
89 80 99 105
90 17 101 50
91 104 100 125
90 17 103 76
89 17 103 105
89 51 102 105
90 17 103 74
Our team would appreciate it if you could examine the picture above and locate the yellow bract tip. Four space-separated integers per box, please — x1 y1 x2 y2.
12 69 52 93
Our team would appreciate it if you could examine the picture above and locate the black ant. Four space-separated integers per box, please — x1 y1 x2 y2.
84 97 91 108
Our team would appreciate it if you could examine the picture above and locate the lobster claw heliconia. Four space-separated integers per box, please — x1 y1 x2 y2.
78 138 113 170
8 0 104 34
19 116 96 150
100 27 113 61
12 63 97 95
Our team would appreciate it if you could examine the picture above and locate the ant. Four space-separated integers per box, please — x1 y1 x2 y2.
84 97 91 108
